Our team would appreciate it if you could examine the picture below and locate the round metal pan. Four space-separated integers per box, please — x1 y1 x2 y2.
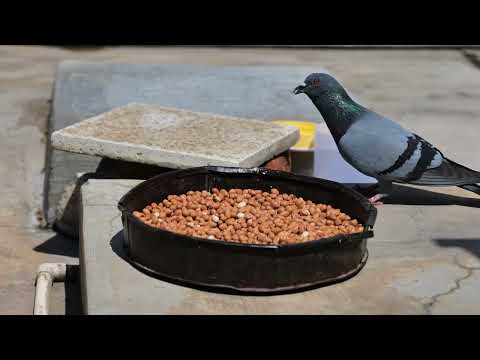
118 166 377 293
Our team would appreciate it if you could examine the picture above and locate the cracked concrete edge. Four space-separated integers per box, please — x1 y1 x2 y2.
41 74 58 228
78 184 88 315
55 172 88 218
422 255 480 315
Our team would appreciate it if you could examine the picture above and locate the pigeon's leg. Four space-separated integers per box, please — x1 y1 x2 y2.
368 193 389 206
352 183 380 197
367 181 392 206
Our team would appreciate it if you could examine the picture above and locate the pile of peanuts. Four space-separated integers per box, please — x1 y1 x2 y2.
133 188 364 246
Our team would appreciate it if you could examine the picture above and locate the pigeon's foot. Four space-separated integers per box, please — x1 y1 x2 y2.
368 194 389 207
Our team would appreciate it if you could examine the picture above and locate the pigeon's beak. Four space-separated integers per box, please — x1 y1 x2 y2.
293 84 306 95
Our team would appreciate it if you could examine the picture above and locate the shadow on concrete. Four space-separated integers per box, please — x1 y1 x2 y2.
33 233 78 258
54 158 173 240
382 184 480 208
110 230 128 261
52 172 96 241
65 265 83 315
433 238 480 261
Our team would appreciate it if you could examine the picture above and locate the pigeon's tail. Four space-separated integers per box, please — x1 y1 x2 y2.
459 184 480 196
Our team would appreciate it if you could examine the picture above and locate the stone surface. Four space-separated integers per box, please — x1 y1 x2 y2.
52 103 299 169
430 268 480 315
46 62 330 225
80 179 480 314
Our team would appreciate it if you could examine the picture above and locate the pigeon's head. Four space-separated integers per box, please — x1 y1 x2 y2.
293 73 346 98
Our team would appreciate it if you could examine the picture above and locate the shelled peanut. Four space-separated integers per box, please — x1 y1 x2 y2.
133 188 364 246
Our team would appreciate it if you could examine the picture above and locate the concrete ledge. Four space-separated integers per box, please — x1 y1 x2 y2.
80 179 480 314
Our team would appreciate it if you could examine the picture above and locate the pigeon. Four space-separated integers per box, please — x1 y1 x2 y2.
293 73 480 206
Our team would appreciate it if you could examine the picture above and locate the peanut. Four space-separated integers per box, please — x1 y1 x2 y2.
134 188 364 246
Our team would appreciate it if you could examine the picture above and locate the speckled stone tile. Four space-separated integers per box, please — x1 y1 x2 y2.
52 103 299 169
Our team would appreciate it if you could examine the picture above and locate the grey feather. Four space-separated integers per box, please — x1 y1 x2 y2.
338 112 443 183
407 158 480 186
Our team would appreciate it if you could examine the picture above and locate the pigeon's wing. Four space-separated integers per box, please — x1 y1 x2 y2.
340 112 480 185
407 157 480 186
338 112 448 183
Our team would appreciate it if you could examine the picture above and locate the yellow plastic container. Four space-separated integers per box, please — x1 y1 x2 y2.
272 120 317 151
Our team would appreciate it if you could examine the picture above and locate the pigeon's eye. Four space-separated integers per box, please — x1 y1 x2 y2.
311 79 321 87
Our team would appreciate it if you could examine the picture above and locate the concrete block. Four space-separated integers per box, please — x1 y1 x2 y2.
52 103 299 169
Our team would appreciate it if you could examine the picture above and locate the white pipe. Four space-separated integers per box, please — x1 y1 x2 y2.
33 263 67 315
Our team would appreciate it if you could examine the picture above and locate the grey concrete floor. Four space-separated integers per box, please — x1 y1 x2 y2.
1 46 480 314
81 180 480 315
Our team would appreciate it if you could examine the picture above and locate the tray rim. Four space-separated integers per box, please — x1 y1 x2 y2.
118 166 377 251
117 166 377 252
